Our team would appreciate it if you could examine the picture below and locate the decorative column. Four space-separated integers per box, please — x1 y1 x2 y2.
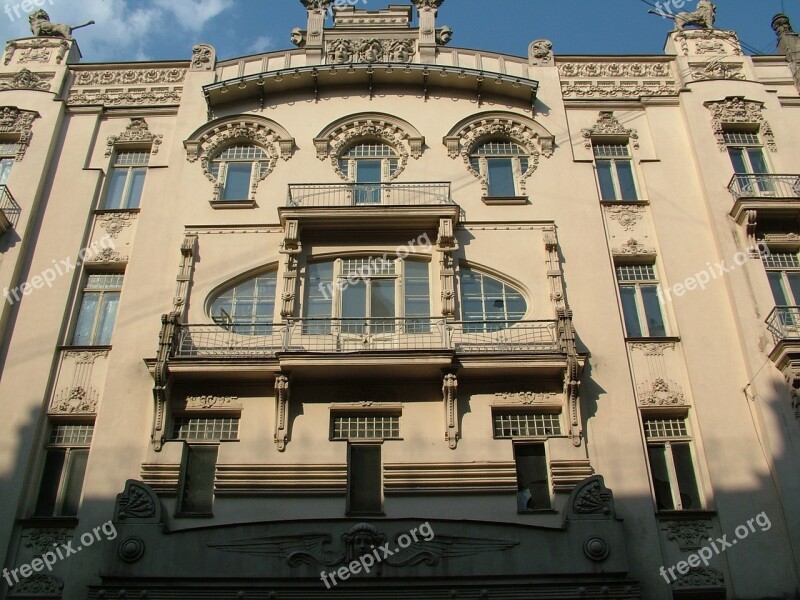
279 219 301 319
436 217 457 318
773 14 800 92
274 373 291 451
413 0 443 62
301 0 331 65
442 371 459 449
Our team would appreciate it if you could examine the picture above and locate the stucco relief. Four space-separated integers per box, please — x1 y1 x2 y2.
73 68 186 86
663 520 713 551
191 44 215 71
494 391 560 405
604 205 646 231
562 81 677 99
326 38 415 64
637 378 686 407
705 96 776 152
528 39 553 66
0 106 39 161
184 395 241 410
8 574 63 595
4 38 69 65
673 567 725 588
67 87 183 107
23 528 69 553
690 61 745 81
49 350 109 415
0 68 52 91
675 28 743 56
558 62 671 78
97 211 136 239
106 118 163 156
582 111 639 149
612 238 656 256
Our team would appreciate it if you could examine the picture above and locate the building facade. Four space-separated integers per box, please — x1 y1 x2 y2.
0 1 799 598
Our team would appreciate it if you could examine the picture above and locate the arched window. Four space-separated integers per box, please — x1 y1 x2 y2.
210 270 277 334
338 142 400 204
210 144 270 202
469 140 530 197
459 266 527 329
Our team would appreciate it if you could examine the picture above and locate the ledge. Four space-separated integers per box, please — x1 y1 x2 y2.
482 195 529 205
210 199 257 210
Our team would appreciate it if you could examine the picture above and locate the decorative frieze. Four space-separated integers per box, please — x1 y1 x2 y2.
66 87 183 107
705 96 776 152
558 62 676 99
689 61 745 82
23 528 69 553
673 567 725 588
638 378 686 407
674 28 743 57
582 111 639 149
4 38 69 65
612 238 656 257
562 80 677 99
8 574 63 596
558 62 672 78
0 68 52 91
326 38 415 64
105 118 162 157
493 391 560 405
72 68 185 87
183 395 241 410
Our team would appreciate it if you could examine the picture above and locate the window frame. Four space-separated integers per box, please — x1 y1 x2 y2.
642 414 703 512
70 272 124 347
469 139 531 199
763 249 800 307
616 264 668 338
592 142 639 202
512 441 552 512
209 143 270 204
176 442 219 517
103 150 149 210
346 442 384 516
34 422 93 518
209 269 278 335
457 264 528 329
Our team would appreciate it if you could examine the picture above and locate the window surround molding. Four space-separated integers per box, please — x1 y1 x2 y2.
313 112 424 181
105 118 162 157
704 96 776 152
184 115 295 201
0 105 39 161
443 111 555 196
581 111 639 150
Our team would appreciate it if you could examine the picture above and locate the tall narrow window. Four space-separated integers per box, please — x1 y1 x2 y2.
210 144 269 202
763 250 800 328
725 130 772 196
72 274 124 346
514 444 551 511
178 445 218 515
616 264 667 338
347 444 382 515
210 271 277 335
643 415 702 511
35 423 93 517
459 266 527 330
594 143 638 201
104 151 149 209
338 142 399 205
469 140 530 197
0 141 18 185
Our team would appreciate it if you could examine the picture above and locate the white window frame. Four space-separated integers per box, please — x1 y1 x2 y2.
210 144 269 202
469 140 530 198
103 151 149 210
35 422 93 517
71 273 124 346
643 415 703 512
616 264 668 338
592 143 639 202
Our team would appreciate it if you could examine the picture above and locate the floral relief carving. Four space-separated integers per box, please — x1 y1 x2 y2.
582 111 639 149
690 62 745 82
0 106 39 161
673 567 725 588
66 87 183 107
4 38 69 65
8 574 64 595
73 68 185 87
50 350 108 415
604 205 645 231
663 520 712 551
494 391 560 405
184 395 241 410
191 44 215 71
106 118 162 157
97 211 135 238
675 29 743 56
633 342 676 356
0 68 52 91
562 81 678 99
705 96 776 152
24 528 69 553
326 38 415 64
638 378 686 407
558 63 672 78
91 247 128 263
528 39 553 66
612 238 655 256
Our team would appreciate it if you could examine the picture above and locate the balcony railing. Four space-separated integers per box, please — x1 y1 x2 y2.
287 182 452 208
727 174 800 200
766 306 800 342
173 318 560 358
0 184 20 233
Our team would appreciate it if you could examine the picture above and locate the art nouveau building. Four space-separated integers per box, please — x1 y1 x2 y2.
0 1 799 598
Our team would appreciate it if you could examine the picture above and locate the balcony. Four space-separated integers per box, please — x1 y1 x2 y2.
279 182 459 230
728 174 800 224
162 318 565 379
765 306 800 377
0 185 20 234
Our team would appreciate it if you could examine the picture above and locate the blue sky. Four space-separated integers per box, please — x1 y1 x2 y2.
0 0 797 63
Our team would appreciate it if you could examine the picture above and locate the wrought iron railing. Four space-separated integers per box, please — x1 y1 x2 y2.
287 182 452 207
0 185 20 231
727 174 800 200
766 306 800 342
172 318 561 358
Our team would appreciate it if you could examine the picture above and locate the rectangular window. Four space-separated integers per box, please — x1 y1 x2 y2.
332 414 400 440
644 416 702 511
763 251 800 307
487 158 516 197
594 144 638 201
616 264 667 337
34 423 93 517
347 444 382 514
222 162 253 201
494 412 562 438
104 151 149 209
404 260 430 331
72 274 123 346
514 443 551 511
178 444 218 515
0 157 14 185
171 416 239 441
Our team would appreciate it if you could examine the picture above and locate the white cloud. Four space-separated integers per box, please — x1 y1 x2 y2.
247 35 275 54
152 0 234 32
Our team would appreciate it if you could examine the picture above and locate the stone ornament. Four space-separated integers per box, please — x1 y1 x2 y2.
648 0 716 30
674 29 743 56
436 25 453 45
638 378 686 406
67 88 183 107
97 211 135 239
444 112 555 196
690 61 745 82
558 62 671 78
772 13 794 37
73 68 186 87
210 521 518 569
663 520 712 551
4 38 69 66
8 574 63 596
191 44 215 71
115 480 161 523
605 205 645 231
569 475 615 518
673 567 724 588
528 39 553 66
494 391 560 405
28 8 95 39
24 528 69 553
106 118 163 157
0 68 51 91
0 106 39 161
301 0 333 12
582 111 639 149
50 349 109 415
290 28 306 47
325 38 415 64
705 96 776 152
633 342 676 356
612 238 655 256
184 395 241 410
412 0 445 10
443 372 458 450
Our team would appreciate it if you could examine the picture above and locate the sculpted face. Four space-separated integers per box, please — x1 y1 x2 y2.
290 28 304 46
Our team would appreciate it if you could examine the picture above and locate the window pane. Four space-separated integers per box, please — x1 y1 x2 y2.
514 444 550 510
72 292 100 345
615 161 638 201
348 445 382 513
647 445 675 511
35 449 65 516
0 158 14 185
371 280 395 319
306 262 333 320
747 148 769 174
487 158 516 197
104 169 128 210
767 271 790 305
641 285 666 337
180 445 218 514
342 280 367 334
125 168 146 209
222 163 252 201
672 443 701 510
727 148 748 173
619 286 642 337
94 292 120 345
596 161 617 201
355 159 382 183
60 449 89 516
787 272 800 306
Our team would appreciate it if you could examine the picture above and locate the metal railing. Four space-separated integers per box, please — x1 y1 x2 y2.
172 318 561 358
0 185 20 230
287 182 452 207
727 174 800 200
766 306 800 342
